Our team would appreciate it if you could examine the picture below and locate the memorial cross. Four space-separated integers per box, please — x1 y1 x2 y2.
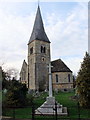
47 62 53 97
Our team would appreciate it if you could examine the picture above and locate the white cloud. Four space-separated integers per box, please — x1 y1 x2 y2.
45 2 88 74
0 2 88 75
64 57 83 75
0 6 35 71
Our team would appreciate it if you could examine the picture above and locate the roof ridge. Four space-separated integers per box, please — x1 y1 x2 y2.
51 59 61 62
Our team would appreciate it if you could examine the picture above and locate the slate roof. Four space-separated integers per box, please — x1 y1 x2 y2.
28 5 50 44
51 59 72 73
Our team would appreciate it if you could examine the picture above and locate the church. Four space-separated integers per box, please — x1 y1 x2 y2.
20 5 73 91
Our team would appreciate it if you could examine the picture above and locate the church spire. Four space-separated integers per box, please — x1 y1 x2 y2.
28 5 50 44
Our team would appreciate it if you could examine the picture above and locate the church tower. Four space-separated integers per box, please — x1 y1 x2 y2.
28 5 50 91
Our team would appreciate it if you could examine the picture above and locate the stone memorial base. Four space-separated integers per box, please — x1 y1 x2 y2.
35 97 68 115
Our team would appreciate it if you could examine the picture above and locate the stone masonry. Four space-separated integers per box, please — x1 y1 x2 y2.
28 40 50 91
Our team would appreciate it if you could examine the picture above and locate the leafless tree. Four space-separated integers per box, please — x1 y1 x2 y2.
6 68 19 80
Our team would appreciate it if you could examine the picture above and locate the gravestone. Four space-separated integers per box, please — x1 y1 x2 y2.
35 63 68 115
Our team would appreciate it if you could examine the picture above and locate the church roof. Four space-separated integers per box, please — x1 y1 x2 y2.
51 59 72 73
28 5 50 44
20 60 27 73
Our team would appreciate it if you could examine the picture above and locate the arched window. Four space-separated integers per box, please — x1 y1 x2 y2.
68 74 70 82
30 47 33 54
41 46 43 53
56 74 58 83
44 47 46 53
41 46 46 53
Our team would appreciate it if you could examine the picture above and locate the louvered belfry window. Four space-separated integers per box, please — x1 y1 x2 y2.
30 47 33 54
41 46 46 53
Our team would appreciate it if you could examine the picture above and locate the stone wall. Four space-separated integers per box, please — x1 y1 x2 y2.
20 61 28 85
28 40 50 91
52 72 73 90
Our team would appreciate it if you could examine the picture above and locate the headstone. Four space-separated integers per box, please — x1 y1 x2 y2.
35 63 68 115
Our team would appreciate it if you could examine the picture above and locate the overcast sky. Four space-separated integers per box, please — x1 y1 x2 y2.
0 1 88 75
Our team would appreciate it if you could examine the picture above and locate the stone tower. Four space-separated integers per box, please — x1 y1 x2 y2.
28 5 50 91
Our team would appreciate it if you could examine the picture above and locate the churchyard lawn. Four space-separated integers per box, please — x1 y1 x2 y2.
2 91 90 119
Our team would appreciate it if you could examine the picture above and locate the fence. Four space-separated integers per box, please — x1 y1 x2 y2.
2 101 90 120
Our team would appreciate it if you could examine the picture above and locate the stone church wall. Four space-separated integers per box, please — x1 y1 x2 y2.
52 72 73 90
28 40 50 91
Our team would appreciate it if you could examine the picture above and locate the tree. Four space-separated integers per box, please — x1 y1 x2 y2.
6 68 19 80
2 68 19 90
5 79 28 107
73 74 76 88
76 52 90 108
2 70 10 90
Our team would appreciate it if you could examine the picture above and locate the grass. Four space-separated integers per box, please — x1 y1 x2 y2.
54 91 90 119
3 107 32 119
2 91 90 119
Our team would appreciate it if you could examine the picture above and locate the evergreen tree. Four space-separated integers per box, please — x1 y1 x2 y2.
76 52 90 108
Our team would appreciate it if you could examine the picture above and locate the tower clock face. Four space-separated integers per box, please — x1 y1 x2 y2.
42 57 45 62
